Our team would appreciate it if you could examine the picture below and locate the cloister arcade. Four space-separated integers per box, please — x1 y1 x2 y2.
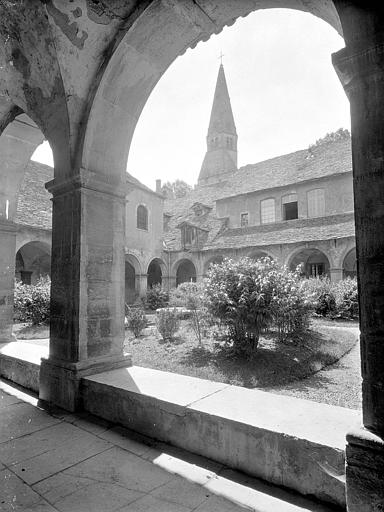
15 241 51 285
0 1 383 509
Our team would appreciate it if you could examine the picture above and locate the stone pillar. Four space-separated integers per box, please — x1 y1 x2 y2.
333 43 384 511
329 268 343 282
0 219 17 343
39 169 131 411
138 274 148 298
168 275 177 290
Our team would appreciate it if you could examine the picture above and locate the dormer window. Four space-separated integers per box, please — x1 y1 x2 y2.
137 204 148 230
181 225 197 249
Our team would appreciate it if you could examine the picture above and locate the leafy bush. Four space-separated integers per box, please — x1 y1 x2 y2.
143 284 169 310
126 307 148 337
14 276 51 325
301 278 337 317
169 282 209 345
334 277 359 319
156 308 180 341
271 269 314 340
205 257 311 357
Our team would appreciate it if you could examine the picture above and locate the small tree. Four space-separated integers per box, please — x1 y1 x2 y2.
156 308 180 341
126 307 148 337
143 284 169 310
271 268 314 340
205 258 277 357
169 282 208 345
161 179 192 199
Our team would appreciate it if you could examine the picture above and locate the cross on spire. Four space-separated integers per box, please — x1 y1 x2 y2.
218 51 224 65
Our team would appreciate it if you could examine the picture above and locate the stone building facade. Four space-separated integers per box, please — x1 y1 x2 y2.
13 64 356 299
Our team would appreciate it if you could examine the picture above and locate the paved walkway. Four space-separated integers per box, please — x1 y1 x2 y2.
266 327 362 409
0 379 336 512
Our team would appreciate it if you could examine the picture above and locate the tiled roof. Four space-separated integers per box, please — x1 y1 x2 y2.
218 136 352 200
15 160 53 230
164 137 353 251
204 213 356 250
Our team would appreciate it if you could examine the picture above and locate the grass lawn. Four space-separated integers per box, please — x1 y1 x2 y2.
124 317 358 389
14 317 358 391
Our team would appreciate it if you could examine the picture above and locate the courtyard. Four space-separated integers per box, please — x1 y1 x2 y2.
1 1 384 511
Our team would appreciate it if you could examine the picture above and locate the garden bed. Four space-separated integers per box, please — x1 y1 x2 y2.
124 318 358 389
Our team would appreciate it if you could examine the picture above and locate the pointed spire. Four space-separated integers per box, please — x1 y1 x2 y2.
198 64 238 186
208 64 237 137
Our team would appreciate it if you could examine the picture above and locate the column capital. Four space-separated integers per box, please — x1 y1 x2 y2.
45 167 126 201
332 43 384 97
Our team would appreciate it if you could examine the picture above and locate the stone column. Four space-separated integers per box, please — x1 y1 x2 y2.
138 274 148 298
39 169 131 411
0 219 17 343
329 268 343 282
333 43 384 511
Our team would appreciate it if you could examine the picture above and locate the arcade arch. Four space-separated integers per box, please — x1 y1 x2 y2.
125 254 142 305
15 241 51 285
175 259 197 286
343 247 357 279
247 250 274 262
147 258 166 288
288 247 330 278
1 4 384 508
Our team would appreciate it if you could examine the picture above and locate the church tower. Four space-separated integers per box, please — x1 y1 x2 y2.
198 64 238 186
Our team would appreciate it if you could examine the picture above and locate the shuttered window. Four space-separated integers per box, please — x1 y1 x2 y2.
307 189 325 218
260 198 275 224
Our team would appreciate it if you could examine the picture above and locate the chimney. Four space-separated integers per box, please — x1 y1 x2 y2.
156 179 162 193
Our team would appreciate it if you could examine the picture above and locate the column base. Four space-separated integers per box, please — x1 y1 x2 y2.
39 353 132 412
346 427 384 511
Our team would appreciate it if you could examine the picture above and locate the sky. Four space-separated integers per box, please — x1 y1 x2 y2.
32 8 350 190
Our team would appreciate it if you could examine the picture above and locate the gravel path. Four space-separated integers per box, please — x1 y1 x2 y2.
265 327 362 410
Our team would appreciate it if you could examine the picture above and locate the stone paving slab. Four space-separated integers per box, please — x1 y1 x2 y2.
0 378 338 512
0 468 56 512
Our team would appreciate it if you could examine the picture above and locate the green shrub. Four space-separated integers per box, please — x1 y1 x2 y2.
204 257 313 356
143 284 169 310
14 276 51 325
271 269 314 340
334 277 359 319
126 307 148 337
156 308 180 341
302 278 337 317
169 282 209 345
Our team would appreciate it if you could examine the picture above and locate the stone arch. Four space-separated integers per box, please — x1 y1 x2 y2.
147 258 166 288
82 2 341 180
175 259 197 286
247 250 274 261
288 247 331 278
16 241 51 285
0 113 45 222
343 247 357 279
125 254 142 305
